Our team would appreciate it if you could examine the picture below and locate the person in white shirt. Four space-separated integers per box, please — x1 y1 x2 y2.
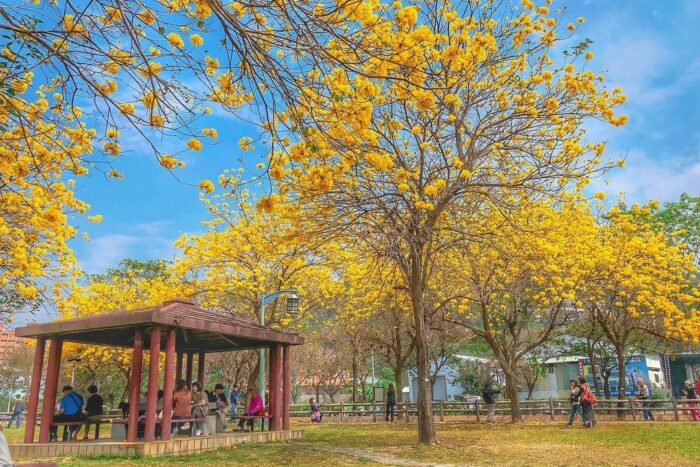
636 377 654 421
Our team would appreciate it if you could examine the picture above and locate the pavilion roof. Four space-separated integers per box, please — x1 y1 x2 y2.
14 299 303 352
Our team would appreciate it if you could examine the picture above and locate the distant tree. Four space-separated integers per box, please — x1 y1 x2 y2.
452 359 491 395
655 193 700 263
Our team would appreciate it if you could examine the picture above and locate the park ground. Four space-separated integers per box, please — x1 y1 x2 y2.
4 421 699 466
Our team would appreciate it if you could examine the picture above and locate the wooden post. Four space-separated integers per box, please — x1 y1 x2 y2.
672 397 679 421
340 402 344 421
629 397 637 421
475 400 481 423
127 329 144 442
175 351 183 382
144 327 161 441
282 345 291 430
39 338 62 443
439 401 445 421
24 336 46 443
185 352 194 388
160 328 176 440
197 351 206 385
549 397 555 421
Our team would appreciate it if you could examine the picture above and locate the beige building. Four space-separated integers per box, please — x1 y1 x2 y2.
0 323 26 366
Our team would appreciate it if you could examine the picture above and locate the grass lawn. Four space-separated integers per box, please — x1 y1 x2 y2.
4 421 699 466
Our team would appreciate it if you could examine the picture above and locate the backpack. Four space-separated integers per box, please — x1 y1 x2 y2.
580 385 597 405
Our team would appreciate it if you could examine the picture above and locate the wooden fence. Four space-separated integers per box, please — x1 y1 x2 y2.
289 398 700 422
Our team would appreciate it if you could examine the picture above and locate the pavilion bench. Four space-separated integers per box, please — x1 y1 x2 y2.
44 418 111 442
235 414 274 431
112 416 206 439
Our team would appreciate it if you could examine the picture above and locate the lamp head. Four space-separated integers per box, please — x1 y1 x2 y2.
286 293 299 314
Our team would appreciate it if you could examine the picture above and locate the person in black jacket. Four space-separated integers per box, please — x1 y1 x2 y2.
567 379 582 426
482 379 501 423
79 385 104 440
386 383 397 422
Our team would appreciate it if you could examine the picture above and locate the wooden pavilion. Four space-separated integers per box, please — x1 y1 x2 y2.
13 299 304 448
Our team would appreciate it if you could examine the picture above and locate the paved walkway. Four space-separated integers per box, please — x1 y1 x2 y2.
289 443 459 466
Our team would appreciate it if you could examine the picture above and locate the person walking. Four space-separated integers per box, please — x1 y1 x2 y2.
636 377 654 421
229 384 239 423
482 379 501 424
309 398 323 423
190 381 209 436
566 379 583 426
6 395 25 429
49 385 85 442
578 376 597 428
385 383 397 422
80 385 105 440
681 380 700 421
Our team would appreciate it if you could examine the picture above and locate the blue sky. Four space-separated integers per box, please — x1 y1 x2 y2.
71 0 700 276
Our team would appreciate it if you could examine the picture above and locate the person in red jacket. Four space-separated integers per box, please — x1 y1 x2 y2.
578 376 597 428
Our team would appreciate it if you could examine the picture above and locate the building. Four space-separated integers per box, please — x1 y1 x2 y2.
404 355 503 402
667 351 700 397
520 353 670 399
0 323 26 366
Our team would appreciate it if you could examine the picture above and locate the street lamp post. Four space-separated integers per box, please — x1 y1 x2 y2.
258 289 299 424
66 356 82 386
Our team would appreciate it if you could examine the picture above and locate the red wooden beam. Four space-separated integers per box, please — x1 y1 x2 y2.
24 337 46 443
197 351 205 385
39 338 62 443
127 329 144 442
282 345 291 431
185 352 193 389
160 328 176 441
144 327 161 441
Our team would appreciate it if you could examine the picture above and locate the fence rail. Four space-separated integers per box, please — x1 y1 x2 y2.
289 398 700 422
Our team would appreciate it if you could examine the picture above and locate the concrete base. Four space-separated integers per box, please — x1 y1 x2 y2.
10 429 304 459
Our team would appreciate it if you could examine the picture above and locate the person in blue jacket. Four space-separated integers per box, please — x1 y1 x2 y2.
49 385 85 442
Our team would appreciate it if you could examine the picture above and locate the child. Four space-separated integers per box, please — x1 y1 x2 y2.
309 398 323 423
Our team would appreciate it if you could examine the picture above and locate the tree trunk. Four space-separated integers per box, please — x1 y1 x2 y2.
527 382 535 400
411 291 436 444
352 352 358 404
603 372 611 399
393 367 404 403
585 341 600 395
504 370 522 422
248 360 260 393
615 347 627 420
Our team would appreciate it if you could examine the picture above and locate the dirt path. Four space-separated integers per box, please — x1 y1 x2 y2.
288 443 460 466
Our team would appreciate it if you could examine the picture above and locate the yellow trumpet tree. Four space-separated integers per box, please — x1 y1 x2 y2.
581 202 700 417
57 259 192 397
266 1 627 443
0 0 422 319
446 200 598 422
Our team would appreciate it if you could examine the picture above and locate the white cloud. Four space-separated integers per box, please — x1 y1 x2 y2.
593 149 700 203
78 223 176 274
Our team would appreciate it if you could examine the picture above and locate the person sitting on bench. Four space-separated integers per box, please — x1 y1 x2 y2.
237 387 264 432
50 385 85 442
80 385 104 440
